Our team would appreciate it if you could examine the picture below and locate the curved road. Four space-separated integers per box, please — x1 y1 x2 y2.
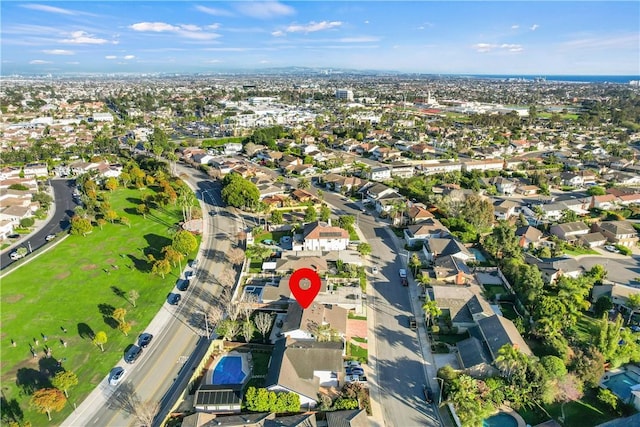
1 179 77 270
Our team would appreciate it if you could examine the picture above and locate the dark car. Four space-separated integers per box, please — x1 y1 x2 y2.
138 333 153 348
409 316 417 330
109 367 126 385
124 345 142 364
168 293 182 305
177 279 190 291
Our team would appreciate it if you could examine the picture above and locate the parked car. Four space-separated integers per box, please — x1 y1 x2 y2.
177 279 190 291
401 277 408 287
138 333 153 348
167 293 182 305
9 250 25 260
45 234 56 241
346 375 368 383
399 268 407 278
109 367 126 385
124 346 142 364
8 233 19 239
344 360 361 368
604 245 620 253
347 367 365 376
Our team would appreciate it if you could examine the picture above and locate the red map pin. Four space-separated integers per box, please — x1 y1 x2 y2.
289 268 321 309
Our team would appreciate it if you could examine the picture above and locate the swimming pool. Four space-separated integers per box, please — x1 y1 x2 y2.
602 370 640 401
483 412 518 427
470 248 487 262
211 355 247 385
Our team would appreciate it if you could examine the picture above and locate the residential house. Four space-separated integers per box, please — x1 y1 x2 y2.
406 205 434 224
595 221 639 247
515 226 543 248
367 167 392 182
265 338 343 408
224 143 243 155
433 255 474 285
419 161 462 175
0 219 15 240
423 237 473 262
561 171 596 187
291 189 315 203
493 200 519 220
489 177 517 195
389 163 415 179
0 167 22 180
578 232 607 248
326 410 369 427
457 315 533 378
517 184 539 196
0 205 32 225
281 302 348 341
618 193 640 206
321 174 364 193
261 276 329 305
462 159 504 172
549 221 590 242
404 218 450 246
193 385 243 413
592 284 640 313
525 254 583 283
372 146 402 162
22 163 48 178
288 164 317 176
409 143 434 157
591 194 619 210
274 256 328 274
431 285 493 333
302 221 350 251
256 150 284 163
182 412 318 427
192 153 216 165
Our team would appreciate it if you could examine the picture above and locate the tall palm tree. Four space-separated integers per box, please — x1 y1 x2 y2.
495 344 526 380
423 300 441 328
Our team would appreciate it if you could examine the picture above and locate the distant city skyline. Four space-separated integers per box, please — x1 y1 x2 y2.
2 1 639 76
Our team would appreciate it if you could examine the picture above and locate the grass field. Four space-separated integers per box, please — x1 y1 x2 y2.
0 186 196 426
519 389 620 426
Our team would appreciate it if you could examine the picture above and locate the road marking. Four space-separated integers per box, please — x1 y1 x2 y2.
177 355 188 364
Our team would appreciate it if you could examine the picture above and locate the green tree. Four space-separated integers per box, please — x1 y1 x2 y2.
152 258 171 278
320 205 331 222
460 193 493 230
20 217 35 228
597 388 619 410
92 331 107 352
216 318 240 341
594 296 613 317
105 209 118 223
105 177 118 192
246 244 274 261
626 294 640 324
51 371 78 397
172 230 198 256
423 300 441 328
495 344 527 380
242 318 256 342
298 177 310 189
118 321 132 336
270 210 284 224
112 308 127 324
357 243 372 256
304 205 317 222
221 173 260 210
29 388 67 421
409 253 422 276
482 221 522 261
136 203 149 218
587 186 607 196
162 245 184 269
70 215 92 236
560 209 579 223
541 355 567 380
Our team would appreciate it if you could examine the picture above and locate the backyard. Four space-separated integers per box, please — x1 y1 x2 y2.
0 186 195 425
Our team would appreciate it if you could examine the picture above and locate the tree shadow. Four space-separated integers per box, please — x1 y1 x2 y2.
77 323 95 340
16 367 51 395
126 197 143 206
127 254 151 273
0 396 24 424
105 382 139 415
38 356 63 378
124 207 140 216
143 234 172 253
111 286 126 299
98 303 115 316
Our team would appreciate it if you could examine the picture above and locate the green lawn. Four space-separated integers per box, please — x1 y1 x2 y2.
483 284 508 301
498 302 520 321
348 342 368 363
434 332 470 345
519 389 622 427
572 314 601 346
564 247 600 256
0 186 195 426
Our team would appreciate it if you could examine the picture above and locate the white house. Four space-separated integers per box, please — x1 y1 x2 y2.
22 163 48 178
302 221 350 251
92 112 114 122
368 167 392 182
223 143 243 155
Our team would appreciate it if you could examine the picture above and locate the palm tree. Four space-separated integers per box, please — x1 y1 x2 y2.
298 177 310 189
423 300 441 328
495 344 526 380
409 253 422 276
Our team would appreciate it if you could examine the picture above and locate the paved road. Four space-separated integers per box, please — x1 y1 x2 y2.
320 190 440 427
1 179 77 270
66 165 243 427
575 254 640 285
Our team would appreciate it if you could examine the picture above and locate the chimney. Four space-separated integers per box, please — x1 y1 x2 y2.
328 218 332 227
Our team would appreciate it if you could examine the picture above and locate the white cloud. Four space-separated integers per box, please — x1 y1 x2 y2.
180 24 202 32
559 33 640 50
206 59 222 63
21 4 78 15
29 59 52 64
195 5 234 17
105 55 117 60
272 30 285 37
364 20 370 24
530 24 539 31
285 21 342 34
235 1 295 19
511 25 520 29
259 60 270 64
130 22 180 32
60 31 109 45
206 24 221 30
66 61 80 65
338 36 380 43
473 43 523 53
123 55 135 60
43 49 74 55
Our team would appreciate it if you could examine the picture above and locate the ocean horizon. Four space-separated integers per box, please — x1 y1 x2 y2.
462 74 639 84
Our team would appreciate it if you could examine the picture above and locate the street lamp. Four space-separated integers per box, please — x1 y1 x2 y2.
196 311 210 339
434 377 444 406
27 241 32 254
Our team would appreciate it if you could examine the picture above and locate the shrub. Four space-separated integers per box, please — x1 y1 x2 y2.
20 217 35 228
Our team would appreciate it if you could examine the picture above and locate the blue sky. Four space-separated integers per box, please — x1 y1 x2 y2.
2 1 639 75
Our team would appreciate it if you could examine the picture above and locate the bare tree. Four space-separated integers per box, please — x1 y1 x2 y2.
242 318 256 342
128 290 139 307
227 247 245 265
133 400 160 427
220 288 240 321
254 312 274 343
218 270 236 288
207 304 225 329
239 293 259 320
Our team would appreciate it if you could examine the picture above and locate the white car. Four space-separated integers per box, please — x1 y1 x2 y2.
344 360 361 368
604 245 620 253
45 234 56 241
346 375 368 383
9 250 24 260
